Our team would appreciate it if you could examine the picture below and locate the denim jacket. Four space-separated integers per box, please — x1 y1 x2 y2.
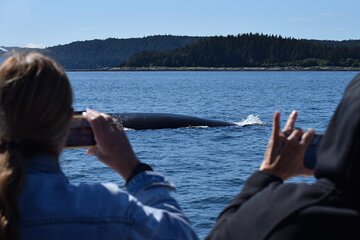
18 154 198 240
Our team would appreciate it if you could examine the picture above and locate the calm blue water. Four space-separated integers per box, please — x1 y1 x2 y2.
61 71 358 238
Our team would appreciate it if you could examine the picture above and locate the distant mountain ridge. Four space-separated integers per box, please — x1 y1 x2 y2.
41 35 202 69
2 34 360 69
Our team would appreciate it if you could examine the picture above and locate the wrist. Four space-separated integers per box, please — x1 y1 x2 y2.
259 169 283 179
110 155 140 180
126 162 153 184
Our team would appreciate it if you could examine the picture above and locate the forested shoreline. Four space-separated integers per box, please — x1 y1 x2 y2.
2 34 360 70
122 34 360 69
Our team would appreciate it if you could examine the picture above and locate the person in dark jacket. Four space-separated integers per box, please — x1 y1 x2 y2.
207 73 360 240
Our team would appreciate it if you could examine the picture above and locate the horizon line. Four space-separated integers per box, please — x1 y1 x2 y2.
1 33 360 49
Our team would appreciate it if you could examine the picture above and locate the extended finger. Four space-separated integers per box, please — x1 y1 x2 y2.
283 111 298 132
272 112 281 136
271 112 281 145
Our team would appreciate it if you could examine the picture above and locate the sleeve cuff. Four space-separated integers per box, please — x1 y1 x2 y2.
245 171 283 189
126 171 176 196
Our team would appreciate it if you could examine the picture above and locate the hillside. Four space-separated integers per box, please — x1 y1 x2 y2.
2 34 360 69
41 35 201 69
123 34 360 68
0 47 41 64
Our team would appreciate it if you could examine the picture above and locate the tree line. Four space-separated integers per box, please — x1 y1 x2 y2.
3 34 360 69
41 35 201 69
122 33 360 68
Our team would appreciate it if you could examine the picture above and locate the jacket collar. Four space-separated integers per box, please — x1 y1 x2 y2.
24 154 61 173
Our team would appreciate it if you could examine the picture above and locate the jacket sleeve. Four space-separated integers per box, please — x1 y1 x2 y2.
125 170 199 240
206 170 283 240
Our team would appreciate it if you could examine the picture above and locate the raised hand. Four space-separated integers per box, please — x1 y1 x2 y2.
260 111 314 180
83 109 140 180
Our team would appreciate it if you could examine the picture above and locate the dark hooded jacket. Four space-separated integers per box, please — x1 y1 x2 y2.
206 74 360 240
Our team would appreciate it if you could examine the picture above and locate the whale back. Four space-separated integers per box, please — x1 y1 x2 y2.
110 112 235 130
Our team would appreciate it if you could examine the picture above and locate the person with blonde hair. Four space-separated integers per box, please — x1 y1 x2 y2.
0 52 198 240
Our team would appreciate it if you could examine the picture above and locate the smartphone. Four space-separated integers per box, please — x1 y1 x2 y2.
303 133 323 169
66 114 96 148
283 129 323 169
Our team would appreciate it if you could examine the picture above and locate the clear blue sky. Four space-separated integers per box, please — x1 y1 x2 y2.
1 0 359 48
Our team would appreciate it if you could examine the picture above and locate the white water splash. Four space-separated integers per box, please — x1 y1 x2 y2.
235 114 265 127
192 126 209 129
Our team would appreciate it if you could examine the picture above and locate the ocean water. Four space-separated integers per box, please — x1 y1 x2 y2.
61 71 358 238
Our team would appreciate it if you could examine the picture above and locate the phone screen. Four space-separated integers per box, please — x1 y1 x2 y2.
303 134 323 169
65 114 96 148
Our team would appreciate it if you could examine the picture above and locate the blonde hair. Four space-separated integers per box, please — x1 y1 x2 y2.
0 52 73 239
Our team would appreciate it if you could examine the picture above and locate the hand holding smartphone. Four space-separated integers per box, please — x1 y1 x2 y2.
66 113 96 148
283 128 322 169
81 109 140 180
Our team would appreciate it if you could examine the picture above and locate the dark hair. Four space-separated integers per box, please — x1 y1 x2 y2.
0 52 73 239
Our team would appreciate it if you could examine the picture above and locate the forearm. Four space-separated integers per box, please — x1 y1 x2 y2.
126 171 198 239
